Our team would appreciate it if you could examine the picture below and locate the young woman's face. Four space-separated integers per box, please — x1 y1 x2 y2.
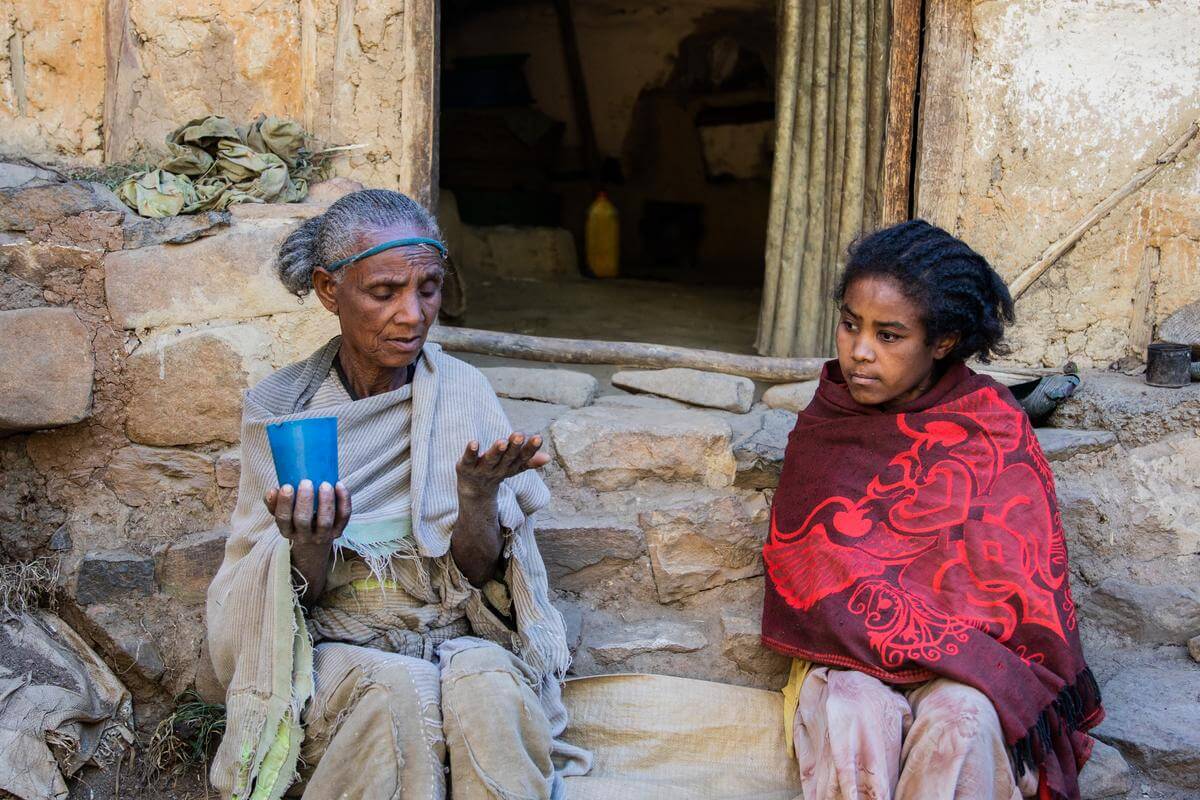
836 276 957 409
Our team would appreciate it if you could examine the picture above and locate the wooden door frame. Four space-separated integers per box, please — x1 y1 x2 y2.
911 0 974 229
881 0 923 225
401 0 442 210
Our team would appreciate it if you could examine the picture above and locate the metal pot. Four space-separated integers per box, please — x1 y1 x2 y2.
1145 342 1192 388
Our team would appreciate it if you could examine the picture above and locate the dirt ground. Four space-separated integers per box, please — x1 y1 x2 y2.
456 265 762 353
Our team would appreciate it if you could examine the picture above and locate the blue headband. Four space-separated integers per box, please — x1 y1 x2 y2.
325 237 449 273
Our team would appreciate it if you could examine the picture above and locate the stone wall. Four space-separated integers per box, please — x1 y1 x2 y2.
921 0 1200 368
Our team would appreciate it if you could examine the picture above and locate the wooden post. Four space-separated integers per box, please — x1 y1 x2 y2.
398 0 441 209
881 0 922 224
102 0 138 162
553 0 601 185
912 0 973 229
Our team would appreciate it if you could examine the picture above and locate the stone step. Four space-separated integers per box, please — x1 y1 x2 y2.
1051 371 1200 445
612 368 755 413
550 404 735 491
1078 738 1131 799
585 617 709 665
484 366 598 408
1093 666 1200 789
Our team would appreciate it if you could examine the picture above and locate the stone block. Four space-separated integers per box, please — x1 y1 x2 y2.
104 217 301 329
762 380 819 413
1055 432 1200 563
104 445 214 507
483 367 598 408
462 225 578 280
121 211 231 249
263 303 342 367
0 308 93 432
550 405 735 491
593 393 689 411
1035 428 1117 461
1078 738 1131 800
76 550 156 604
535 512 643 587
499 398 568 451
0 241 99 295
1094 667 1200 788
641 493 768 602
215 449 242 488
75 603 166 685
725 406 797 488
0 162 61 190
553 597 584 655
125 325 274 446
1051 372 1200 445
720 609 789 677
612 368 754 413
1088 578 1200 644
587 618 708 665
1188 635 1200 663
155 529 228 605
0 181 128 232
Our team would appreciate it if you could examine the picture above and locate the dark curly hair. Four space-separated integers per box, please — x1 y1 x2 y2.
834 219 1015 363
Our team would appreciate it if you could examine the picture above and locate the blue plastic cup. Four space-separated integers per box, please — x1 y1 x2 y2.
266 417 339 490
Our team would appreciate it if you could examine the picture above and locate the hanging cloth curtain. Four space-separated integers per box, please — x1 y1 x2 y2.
758 0 892 357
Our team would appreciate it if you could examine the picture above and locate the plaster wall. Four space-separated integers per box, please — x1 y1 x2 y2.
944 0 1200 367
0 0 425 191
0 0 107 163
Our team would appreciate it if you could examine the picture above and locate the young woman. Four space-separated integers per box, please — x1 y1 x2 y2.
762 220 1102 800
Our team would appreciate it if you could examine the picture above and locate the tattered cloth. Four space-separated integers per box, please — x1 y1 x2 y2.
118 115 311 218
205 338 575 800
0 610 134 800
761 361 1103 800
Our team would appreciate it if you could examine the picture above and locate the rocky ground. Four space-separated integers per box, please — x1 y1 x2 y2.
1 171 1198 799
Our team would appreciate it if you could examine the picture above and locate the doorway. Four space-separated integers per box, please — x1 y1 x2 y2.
437 0 915 357
439 0 777 353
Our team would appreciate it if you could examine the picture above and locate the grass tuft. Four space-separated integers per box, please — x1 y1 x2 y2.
145 690 227 778
0 557 59 618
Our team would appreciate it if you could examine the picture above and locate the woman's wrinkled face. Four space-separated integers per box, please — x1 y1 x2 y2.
835 276 956 409
313 224 444 370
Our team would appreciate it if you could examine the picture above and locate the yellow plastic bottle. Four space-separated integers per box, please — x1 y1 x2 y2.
585 191 619 278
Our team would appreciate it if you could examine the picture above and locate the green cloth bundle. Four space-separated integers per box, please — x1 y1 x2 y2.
118 115 312 218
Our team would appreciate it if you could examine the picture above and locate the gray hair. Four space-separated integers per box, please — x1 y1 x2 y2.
276 189 442 297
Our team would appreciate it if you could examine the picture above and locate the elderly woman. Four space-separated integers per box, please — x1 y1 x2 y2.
205 189 589 799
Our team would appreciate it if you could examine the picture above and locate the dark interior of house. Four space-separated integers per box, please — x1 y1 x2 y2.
440 0 776 349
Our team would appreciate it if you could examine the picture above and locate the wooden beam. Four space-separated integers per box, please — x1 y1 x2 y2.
102 0 139 162
881 0 923 224
552 0 601 185
912 0 973 229
429 326 827 382
398 0 440 209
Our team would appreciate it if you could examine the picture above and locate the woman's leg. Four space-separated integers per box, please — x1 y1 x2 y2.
297 643 446 799
439 639 555 800
896 679 1031 800
793 667 912 800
